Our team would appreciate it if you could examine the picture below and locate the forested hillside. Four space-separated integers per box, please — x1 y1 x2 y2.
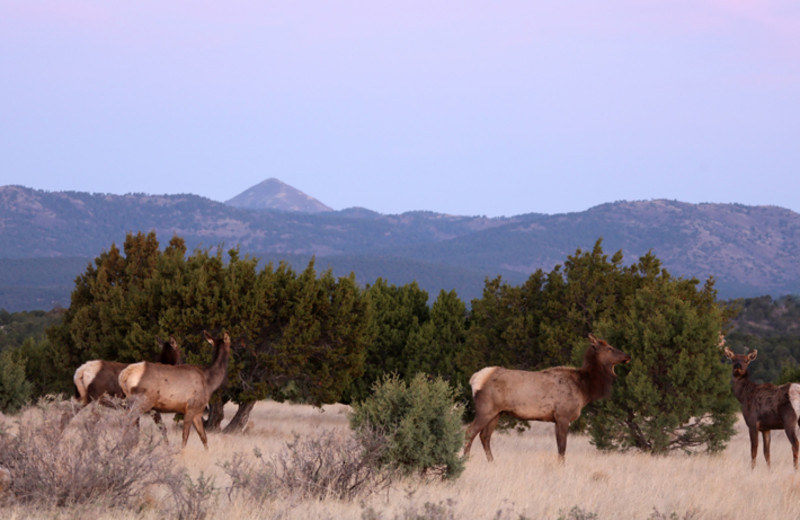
2 185 800 312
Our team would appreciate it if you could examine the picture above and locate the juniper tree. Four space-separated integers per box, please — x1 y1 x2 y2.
586 262 736 454
343 279 429 403
45 233 371 427
404 289 472 398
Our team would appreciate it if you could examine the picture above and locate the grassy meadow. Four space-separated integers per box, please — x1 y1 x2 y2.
4 400 800 519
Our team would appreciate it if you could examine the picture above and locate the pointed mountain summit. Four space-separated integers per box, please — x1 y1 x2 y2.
225 178 333 213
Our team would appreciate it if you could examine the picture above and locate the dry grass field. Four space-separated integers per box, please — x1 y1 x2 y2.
5 400 800 519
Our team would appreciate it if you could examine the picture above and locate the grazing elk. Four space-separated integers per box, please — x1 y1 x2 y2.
73 336 182 405
724 346 800 469
464 333 631 462
119 330 232 449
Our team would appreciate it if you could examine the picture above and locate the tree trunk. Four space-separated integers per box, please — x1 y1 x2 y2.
223 401 256 433
204 401 226 431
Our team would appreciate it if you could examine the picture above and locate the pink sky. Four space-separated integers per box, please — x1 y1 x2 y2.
1 1 798 216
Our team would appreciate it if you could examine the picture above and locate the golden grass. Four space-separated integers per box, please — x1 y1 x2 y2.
6 400 800 519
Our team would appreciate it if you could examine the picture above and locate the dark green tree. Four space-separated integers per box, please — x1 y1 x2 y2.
587 267 736 454
46 233 371 429
405 289 473 398
0 347 32 413
17 336 72 398
48 231 169 366
343 279 429 403
466 272 548 371
466 241 623 373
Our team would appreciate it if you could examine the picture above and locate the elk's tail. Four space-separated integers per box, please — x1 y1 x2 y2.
469 367 499 397
73 360 102 405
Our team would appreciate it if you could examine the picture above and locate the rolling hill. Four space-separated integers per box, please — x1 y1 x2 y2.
1 183 798 311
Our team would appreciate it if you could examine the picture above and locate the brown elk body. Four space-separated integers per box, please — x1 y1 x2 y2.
464 334 631 462
119 330 231 449
73 336 182 405
724 346 800 469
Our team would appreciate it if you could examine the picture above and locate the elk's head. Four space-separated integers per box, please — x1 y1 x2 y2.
155 335 182 365
724 346 757 378
203 330 232 352
588 333 631 376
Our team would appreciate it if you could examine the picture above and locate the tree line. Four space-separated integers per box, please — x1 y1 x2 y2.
1 232 746 453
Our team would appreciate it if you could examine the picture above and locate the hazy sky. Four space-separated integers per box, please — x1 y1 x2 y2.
2 1 798 217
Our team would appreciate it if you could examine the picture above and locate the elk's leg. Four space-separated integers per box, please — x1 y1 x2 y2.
181 413 194 448
762 430 771 467
464 414 495 460
151 411 168 442
748 427 758 469
191 413 209 450
479 415 500 463
554 418 570 464
784 421 799 470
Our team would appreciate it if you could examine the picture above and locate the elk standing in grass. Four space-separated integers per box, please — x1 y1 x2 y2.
119 330 232 449
724 346 800 469
73 336 182 405
464 333 631 462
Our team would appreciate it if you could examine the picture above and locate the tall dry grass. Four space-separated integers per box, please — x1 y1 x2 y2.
4 400 800 519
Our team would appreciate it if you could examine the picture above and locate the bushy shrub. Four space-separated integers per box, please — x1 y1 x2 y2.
0 396 210 518
349 373 465 479
221 428 392 502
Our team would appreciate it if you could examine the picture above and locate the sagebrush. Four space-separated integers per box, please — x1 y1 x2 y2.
221 428 392 502
0 396 212 518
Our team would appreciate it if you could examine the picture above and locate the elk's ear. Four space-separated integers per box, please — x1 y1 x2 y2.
169 336 179 348
223 332 231 345
588 333 598 344
203 330 214 345
723 347 735 359
747 349 758 361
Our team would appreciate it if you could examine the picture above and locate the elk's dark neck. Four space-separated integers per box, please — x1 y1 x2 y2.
578 349 615 403
731 374 757 402
205 342 230 392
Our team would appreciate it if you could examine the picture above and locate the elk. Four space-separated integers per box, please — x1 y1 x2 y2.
724 346 800 469
464 333 631 462
73 336 182 406
119 330 232 449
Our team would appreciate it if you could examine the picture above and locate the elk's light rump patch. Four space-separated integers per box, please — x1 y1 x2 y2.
74 360 103 392
790 383 800 418
119 362 146 394
470 367 499 395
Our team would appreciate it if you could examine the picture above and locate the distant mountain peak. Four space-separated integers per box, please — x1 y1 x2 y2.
225 178 333 213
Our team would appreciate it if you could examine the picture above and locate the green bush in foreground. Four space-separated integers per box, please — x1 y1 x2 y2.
350 373 465 479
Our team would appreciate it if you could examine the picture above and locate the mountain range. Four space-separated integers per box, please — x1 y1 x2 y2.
1 181 799 312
